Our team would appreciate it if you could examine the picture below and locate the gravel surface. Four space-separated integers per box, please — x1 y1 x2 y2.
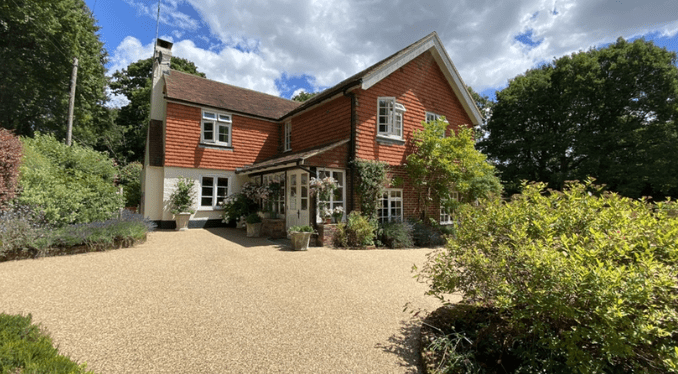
0 228 455 373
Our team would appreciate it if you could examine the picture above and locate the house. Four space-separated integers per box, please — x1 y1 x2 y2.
141 32 482 230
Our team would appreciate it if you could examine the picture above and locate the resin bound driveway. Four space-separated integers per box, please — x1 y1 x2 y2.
0 228 456 373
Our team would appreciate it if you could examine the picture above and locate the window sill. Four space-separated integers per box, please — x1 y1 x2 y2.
197 207 224 212
376 135 405 146
199 143 234 151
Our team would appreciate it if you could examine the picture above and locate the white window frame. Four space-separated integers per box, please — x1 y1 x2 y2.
201 109 232 147
440 191 459 225
199 175 229 210
426 112 449 137
284 122 291 152
316 169 346 223
377 97 406 139
378 188 403 223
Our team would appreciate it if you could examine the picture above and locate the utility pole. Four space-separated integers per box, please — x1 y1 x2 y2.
66 57 78 146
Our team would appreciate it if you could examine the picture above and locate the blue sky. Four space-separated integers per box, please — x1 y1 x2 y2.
85 0 678 105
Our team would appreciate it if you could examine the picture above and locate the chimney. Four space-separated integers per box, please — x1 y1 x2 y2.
150 38 173 121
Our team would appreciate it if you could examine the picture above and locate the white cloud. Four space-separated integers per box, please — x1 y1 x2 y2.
110 0 678 97
108 36 154 74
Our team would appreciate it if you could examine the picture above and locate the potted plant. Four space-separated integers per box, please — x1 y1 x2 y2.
169 177 196 231
332 206 344 223
288 225 314 251
246 212 263 237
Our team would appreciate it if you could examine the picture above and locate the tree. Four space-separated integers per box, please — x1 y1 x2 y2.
480 38 678 198
109 57 205 164
406 119 502 220
0 0 109 145
466 86 494 140
291 90 317 102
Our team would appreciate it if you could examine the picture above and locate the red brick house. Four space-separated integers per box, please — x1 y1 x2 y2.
141 32 482 229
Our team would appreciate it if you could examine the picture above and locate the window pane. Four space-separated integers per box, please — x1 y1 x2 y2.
218 114 231 122
203 122 214 141
201 197 213 206
203 111 216 119
218 125 229 143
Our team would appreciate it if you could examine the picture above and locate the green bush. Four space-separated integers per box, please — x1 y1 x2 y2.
118 161 142 208
221 193 257 224
410 219 446 247
0 313 93 373
378 221 414 249
246 212 262 224
18 133 122 226
288 225 313 233
419 180 678 372
333 211 375 248
169 177 196 214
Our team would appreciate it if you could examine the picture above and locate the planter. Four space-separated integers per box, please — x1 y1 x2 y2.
246 222 263 237
290 232 312 251
323 218 332 225
174 212 191 231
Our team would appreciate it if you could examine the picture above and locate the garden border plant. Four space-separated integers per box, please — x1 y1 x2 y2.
417 180 678 373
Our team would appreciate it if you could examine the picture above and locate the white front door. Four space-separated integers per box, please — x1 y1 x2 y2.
286 170 309 230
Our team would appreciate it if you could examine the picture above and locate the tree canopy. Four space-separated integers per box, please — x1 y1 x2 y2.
406 119 502 219
109 57 205 163
291 91 317 102
0 0 109 145
479 38 678 199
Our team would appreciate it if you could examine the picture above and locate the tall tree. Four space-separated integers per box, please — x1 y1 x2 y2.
0 0 109 144
109 57 205 164
480 38 678 198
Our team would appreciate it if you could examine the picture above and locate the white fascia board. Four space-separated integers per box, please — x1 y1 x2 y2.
362 35 483 127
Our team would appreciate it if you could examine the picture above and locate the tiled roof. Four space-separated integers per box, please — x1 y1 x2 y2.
236 138 350 174
164 70 301 120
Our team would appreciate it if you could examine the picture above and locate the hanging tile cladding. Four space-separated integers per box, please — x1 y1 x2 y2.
164 102 279 170
305 143 349 169
289 95 351 152
355 51 473 165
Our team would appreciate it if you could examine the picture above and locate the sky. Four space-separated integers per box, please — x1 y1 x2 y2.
84 0 678 107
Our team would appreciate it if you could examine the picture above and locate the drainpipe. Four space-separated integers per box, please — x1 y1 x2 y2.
344 89 357 213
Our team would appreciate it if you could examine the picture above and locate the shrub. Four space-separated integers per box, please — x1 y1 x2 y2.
0 128 22 208
221 193 257 224
0 313 93 373
169 177 196 214
378 221 414 249
353 159 389 221
418 180 678 372
118 161 142 208
410 219 446 247
333 211 375 248
246 212 262 224
0 209 154 261
18 133 122 226
288 225 313 233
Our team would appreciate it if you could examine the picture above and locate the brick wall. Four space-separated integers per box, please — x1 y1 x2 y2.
164 102 279 170
305 143 349 169
354 51 473 165
287 95 351 153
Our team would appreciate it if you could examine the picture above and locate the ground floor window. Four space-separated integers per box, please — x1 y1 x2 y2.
262 172 285 216
201 176 229 209
317 169 345 223
379 189 403 223
440 191 459 225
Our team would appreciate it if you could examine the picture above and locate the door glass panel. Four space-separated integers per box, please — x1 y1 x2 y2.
290 174 297 210
300 173 308 210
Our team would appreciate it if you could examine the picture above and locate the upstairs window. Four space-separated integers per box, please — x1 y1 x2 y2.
284 122 291 152
426 112 449 137
377 97 405 139
202 110 232 146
